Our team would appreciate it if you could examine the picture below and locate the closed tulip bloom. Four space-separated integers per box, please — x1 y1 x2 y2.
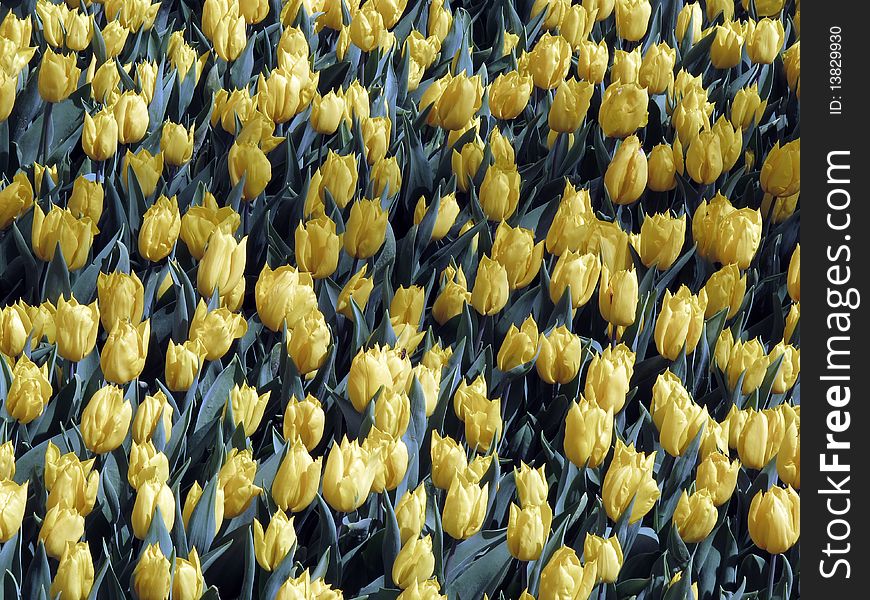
514 463 548 508
431 432 467 490
133 544 171 600
585 534 623 583
133 391 173 444
38 48 80 103
654 286 707 360
463 395 502 452
395 484 427 545
189 301 248 361
0 442 12 481
748 486 800 554
649 370 692 430
387 286 424 330
537 325 582 384
491 222 544 290
310 91 345 134
697 451 740 506
549 78 594 133
371 156 403 198
479 165 521 221
508 502 552 561
725 337 769 393
345 198 388 259
31 205 96 271
271 440 321 513
92 58 123 102
283 395 325 451
348 345 397 411
82 110 119 162
350 2 388 52
372 389 409 440
323 436 379 512
0 306 27 357
639 43 676 94
565 396 613 468
219 448 262 518
0 171 33 230
576 39 609 83
361 116 391 164
769 342 800 394
227 142 271 201
602 440 660 523
113 91 149 144
471 256 510 316
81 385 132 454
703 264 747 319
56 296 100 362
254 264 318 332
165 339 207 391
783 41 800 95
497 316 539 372
615 0 651 41
100 319 150 384
42 444 98 518
39 505 85 559
127 441 169 490
132 479 175 539
226 383 270 437
646 144 677 192
713 116 742 172
747 18 784 64
205 0 246 61
51 541 94 600
170 549 204 600
197 230 247 299
0 479 27 542
559 3 596 48
160 121 194 167
686 129 723 185
432 265 470 324
777 421 800 489
393 535 435 589
607 136 648 205
710 21 745 69
411 364 441 417
738 407 786 469
489 71 533 120
442 474 488 539
414 193 460 242
7 355 52 424
364 428 409 493
731 84 766 129
292 216 341 280
254 510 296 572
761 139 800 197
66 177 103 228
674 489 718 543
599 82 649 138
336 265 375 320
452 375 488 421
539 546 597 600
550 250 601 309
585 344 635 413
675 2 702 44
525 33 571 90
121 150 163 198
543 185 592 256
138 195 180 261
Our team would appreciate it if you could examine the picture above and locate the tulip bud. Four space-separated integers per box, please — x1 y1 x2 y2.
182 481 224 532
123 149 164 197
585 534 623 583
39 48 80 103
138 195 180 261
432 265 470 324
550 250 601 309
489 71 533 120
224 382 269 437
254 264 317 332
599 82 649 138
161 121 194 166
0 442 12 482
537 325 583 385
730 84 767 130
7 355 52 424
371 156 403 198
279 394 324 451
395 484 427 545
100 319 150 384
197 231 248 301
490 222 544 290
113 91 149 144
576 39 609 83
133 544 171 600
783 41 800 96
169 548 204 600
507 502 552 561
673 489 717 543
56 296 100 362
524 33 571 90
724 338 769 393
430 432 467 490
311 91 345 134
471 256 510 316
164 339 206 391
639 43 676 94
585 344 635 413
614 0 650 41
30 204 96 271
703 264 747 319
323 436 379 512
602 440 660 523
350 2 390 52
710 21 745 69
549 78 594 133
0 479 27 542
128 441 169 491
296 216 341 279
748 486 800 554
697 451 740 506
393 535 436 589
96 270 145 333
564 396 613 468
654 286 707 360
512 463 547 508
253 510 296 572
414 194 460 242
132 479 175 539
81 385 132 454
189 300 248 361
442 474 488 539
336 265 375 319
598 265 639 328
219 448 262 518
761 139 801 199
686 129 724 185
738 407 786 470
82 110 119 162
133 390 173 445
51 541 94 600
747 18 785 64
539 546 597 600
344 198 388 259
646 143 677 192
283 313 328 374
479 165 521 221
497 316 539 372
39 505 85 559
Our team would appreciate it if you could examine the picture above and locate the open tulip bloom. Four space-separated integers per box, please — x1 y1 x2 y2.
0 0 800 598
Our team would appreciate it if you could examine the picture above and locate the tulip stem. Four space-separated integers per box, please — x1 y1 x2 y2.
767 553 777 599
